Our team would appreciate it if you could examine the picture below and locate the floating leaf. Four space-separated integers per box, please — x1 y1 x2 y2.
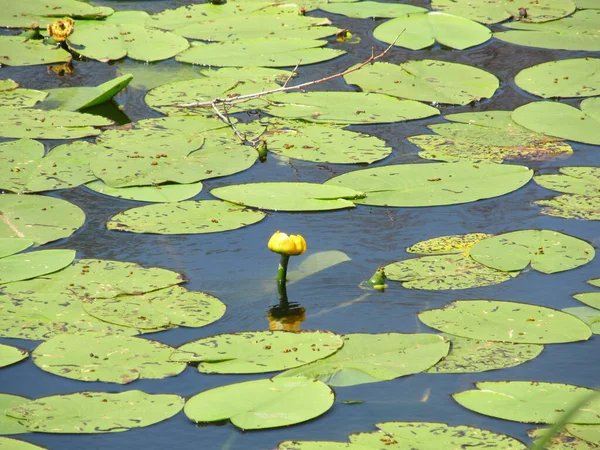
319 1 426 18
0 438 45 449
419 300 592 344
469 230 595 274
528 427 598 449
177 38 345 67
495 10 600 51
37 74 133 111
373 12 491 50
562 307 600 334
8 391 184 433
0 0 112 28
277 442 371 450
426 335 544 373
535 167 600 196
0 249 76 285
407 233 492 255
264 121 391 164
0 344 28 368
107 200 265 234
0 88 46 108
535 195 600 221
325 162 532 207
116 59 202 91
574 292 600 310
576 0 599 7
351 422 527 449
211 182 363 211
345 61 498 106
0 107 111 139
384 253 516 290
83 286 226 330
0 238 33 259
0 80 18 91
432 0 576 24
288 250 351 284
564 424 600 445
276 333 449 387
266 91 439 124
453 381 600 424
32 333 185 384
86 180 203 203
515 58 600 98
0 394 30 435
0 36 71 67
171 330 343 374
184 377 334 430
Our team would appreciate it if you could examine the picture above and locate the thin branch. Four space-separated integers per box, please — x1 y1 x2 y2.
283 60 301 88
211 101 246 142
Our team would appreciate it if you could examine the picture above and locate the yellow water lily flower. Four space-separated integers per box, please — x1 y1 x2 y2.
47 18 74 42
268 231 307 256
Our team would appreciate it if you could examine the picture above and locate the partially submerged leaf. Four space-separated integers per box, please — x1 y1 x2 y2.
407 233 492 255
419 300 592 344
562 306 600 334
86 180 203 203
0 249 76 284
536 195 600 221
528 427 598 449
0 343 28 369
288 250 351 284
535 167 600 196
184 377 334 430
0 36 71 67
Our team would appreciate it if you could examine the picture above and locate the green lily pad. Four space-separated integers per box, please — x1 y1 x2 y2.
515 58 600 98
469 230 595 274
319 1 426 18
0 238 34 259
562 307 600 334
0 0 112 28
0 249 76 285
263 120 391 164
0 107 112 139
325 162 533 207
535 194 600 221
426 335 544 373
107 200 266 234
0 438 45 449
384 253 516 290
576 0 599 7
7 390 184 433
83 286 226 330
564 424 600 444
0 88 47 108
67 13 189 62
176 38 345 67
37 74 133 111
116 59 203 91
453 381 600 424
0 394 30 435
184 377 334 430
351 422 528 449
266 91 439 124
407 233 492 255
432 0 576 24
211 182 363 211
0 344 28 368
529 427 598 449
535 167 600 196
495 10 600 51
32 333 186 384
574 292 600 310
0 80 18 91
171 330 343 374
86 180 203 203
0 36 71 67
276 333 449 387
345 61 499 106
277 442 371 450
419 300 592 344
373 12 491 50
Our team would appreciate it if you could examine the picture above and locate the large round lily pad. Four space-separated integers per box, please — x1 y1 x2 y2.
32 333 186 384
0 0 112 28
419 300 592 344
0 249 76 285
276 333 449 387
211 182 364 211
469 230 595 274
184 377 334 430
453 381 600 424
107 200 266 234
171 330 344 374
0 394 30 435
325 162 533 207
0 36 71 67
344 61 499 106
7 390 185 433
0 343 28 369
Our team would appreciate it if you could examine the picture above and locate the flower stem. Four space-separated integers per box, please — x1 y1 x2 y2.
277 254 290 302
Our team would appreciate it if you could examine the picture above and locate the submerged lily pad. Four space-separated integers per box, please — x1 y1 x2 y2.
267 91 439 124
562 306 600 334
0 36 71 67
495 10 600 51
276 333 449 387
107 200 266 234
0 195 85 246
535 167 600 196
419 300 592 344
536 195 600 221
8 391 184 433
177 38 345 67
0 249 76 285
344 61 499 106
528 427 598 449
32 333 186 384
83 286 226 330
0 343 28 368
408 233 492 255
172 330 343 374
319 1 426 18
515 58 600 98
0 394 30 435
384 253 516 290
453 381 600 424
469 230 595 274
325 162 533 207
184 377 334 430
211 182 364 211
86 180 203 203
373 12 491 50
426 335 544 373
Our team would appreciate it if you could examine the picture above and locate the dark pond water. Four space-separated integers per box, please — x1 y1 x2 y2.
1 1 599 449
